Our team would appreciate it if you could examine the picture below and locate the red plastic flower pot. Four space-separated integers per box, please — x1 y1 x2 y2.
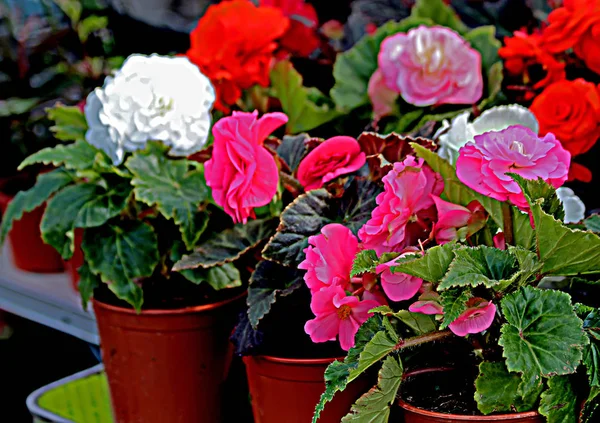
244 355 370 423
93 292 245 423
399 368 544 423
0 190 64 273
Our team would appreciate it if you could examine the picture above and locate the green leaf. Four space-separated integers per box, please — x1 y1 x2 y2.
508 246 542 288
313 360 352 423
270 61 341 133
46 104 88 142
351 250 379 277
341 355 403 422
538 376 577 423
77 263 100 309
53 0 82 24
330 17 433 111
77 15 108 42
173 218 278 270
584 215 600 233
262 178 381 266
530 202 600 276
511 175 564 222
277 134 309 172
20 140 105 171
205 264 242 290
350 329 398 381
518 368 545 412
391 243 456 283
41 182 132 259
583 309 600 387
82 221 159 310
247 260 303 328
439 245 518 290
393 310 436 335
582 386 600 423
474 361 522 415
464 26 501 75
499 287 587 378
0 169 74 245
440 288 471 329
125 142 209 249
0 97 40 117
411 0 468 34
411 143 504 229
512 207 535 250
478 61 503 109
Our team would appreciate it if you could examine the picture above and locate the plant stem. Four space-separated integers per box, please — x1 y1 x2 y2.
279 171 304 195
501 203 514 246
394 330 453 350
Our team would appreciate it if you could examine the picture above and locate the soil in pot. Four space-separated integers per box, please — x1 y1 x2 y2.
0 174 64 273
399 367 543 422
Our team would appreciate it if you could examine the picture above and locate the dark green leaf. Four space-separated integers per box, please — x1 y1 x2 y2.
538 376 577 423
374 308 436 335
350 329 398 381
581 386 600 423
0 169 74 245
0 98 40 117
474 361 522 415
46 104 88 141
512 207 535 250
313 360 352 423
584 215 600 233
247 260 303 328
391 243 455 283
173 218 278 270
330 17 433 111
583 309 600 387
277 134 309 172
511 175 564 222
351 250 379 277
439 245 518 290
499 287 587 378
126 142 209 249
464 26 501 75
178 260 242 290
19 140 104 171
411 0 468 34
341 355 403 422
440 288 471 329
508 246 542 288
271 61 341 133
82 221 159 310
517 368 545 412
41 182 131 259
262 178 381 266
77 263 100 309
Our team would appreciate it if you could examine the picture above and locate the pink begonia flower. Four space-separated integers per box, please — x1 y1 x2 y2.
376 256 423 301
378 25 483 107
432 195 472 245
493 232 506 250
456 125 571 211
205 111 287 224
409 291 444 315
358 156 443 255
298 223 358 293
449 298 496 337
305 284 380 351
368 69 399 120
363 288 388 306
297 136 366 190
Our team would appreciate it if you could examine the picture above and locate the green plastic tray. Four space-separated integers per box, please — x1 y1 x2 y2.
26 364 114 423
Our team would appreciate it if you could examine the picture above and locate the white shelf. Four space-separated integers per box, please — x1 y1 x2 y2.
0 242 99 345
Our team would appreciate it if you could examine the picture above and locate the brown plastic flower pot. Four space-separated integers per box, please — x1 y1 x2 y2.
244 355 370 423
93 292 245 423
0 190 64 273
399 368 543 423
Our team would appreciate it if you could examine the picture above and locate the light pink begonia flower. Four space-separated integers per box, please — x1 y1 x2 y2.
448 298 496 337
456 125 570 211
205 111 287 223
378 25 483 107
298 223 359 293
304 284 380 351
367 69 399 120
358 156 443 255
376 256 423 301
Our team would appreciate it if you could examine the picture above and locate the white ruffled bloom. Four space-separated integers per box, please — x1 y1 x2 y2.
84 54 215 165
556 187 586 224
435 104 539 165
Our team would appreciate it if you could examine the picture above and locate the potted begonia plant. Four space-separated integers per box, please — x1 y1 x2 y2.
0 53 251 423
304 110 600 422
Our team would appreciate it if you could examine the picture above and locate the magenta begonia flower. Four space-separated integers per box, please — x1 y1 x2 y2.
298 223 358 293
432 195 472 245
297 136 366 190
448 298 496 337
378 25 483 107
304 284 380 351
376 256 423 301
456 125 570 211
205 111 287 224
358 156 443 255
409 291 444 315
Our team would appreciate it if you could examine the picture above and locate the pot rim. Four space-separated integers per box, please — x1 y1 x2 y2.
93 290 246 316
251 355 345 365
398 367 541 420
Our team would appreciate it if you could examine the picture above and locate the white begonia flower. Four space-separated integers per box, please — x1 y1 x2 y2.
435 104 539 164
556 187 586 224
84 54 215 165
